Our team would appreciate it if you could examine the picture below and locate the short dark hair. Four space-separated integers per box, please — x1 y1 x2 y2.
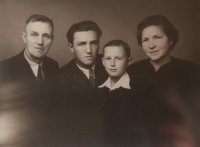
67 21 102 44
103 40 131 58
26 14 54 31
137 15 178 49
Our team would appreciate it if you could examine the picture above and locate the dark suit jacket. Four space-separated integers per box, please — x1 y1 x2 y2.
57 54 108 146
59 54 108 101
0 50 59 101
0 50 60 146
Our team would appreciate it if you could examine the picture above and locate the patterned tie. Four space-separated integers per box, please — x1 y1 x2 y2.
89 69 95 87
37 65 44 89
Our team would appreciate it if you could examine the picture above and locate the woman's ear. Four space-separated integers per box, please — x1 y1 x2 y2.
169 40 173 47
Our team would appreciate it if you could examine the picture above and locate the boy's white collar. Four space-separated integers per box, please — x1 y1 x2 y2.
98 72 131 91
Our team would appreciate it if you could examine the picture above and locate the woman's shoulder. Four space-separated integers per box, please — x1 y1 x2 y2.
128 58 149 69
171 57 200 70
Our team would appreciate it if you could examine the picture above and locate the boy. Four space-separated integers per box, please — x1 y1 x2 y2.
99 40 132 91
98 40 138 146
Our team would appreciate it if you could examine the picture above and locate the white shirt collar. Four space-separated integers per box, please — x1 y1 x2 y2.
76 64 95 79
98 72 131 91
24 51 43 77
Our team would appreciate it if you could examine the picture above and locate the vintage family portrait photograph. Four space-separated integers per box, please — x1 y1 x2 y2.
0 0 200 146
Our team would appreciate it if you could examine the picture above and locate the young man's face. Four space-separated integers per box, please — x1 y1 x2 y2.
69 31 99 69
102 46 131 79
22 21 54 63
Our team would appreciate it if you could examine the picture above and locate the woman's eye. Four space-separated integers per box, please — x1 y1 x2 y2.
142 39 148 42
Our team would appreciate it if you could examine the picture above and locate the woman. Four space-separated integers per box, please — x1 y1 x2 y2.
128 15 200 97
127 15 200 146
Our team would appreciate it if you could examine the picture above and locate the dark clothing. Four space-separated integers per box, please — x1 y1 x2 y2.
127 57 200 101
0 50 60 146
0 50 59 101
57 54 108 146
59 54 108 101
127 57 200 146
96 82 142 147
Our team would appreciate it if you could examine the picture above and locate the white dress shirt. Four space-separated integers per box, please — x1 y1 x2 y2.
98 72 131 91
24 52 43 77
76 64 95 79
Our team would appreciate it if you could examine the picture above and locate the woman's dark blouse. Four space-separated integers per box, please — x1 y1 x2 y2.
127 57 200 102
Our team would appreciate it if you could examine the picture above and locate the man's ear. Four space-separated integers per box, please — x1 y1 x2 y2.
22 32 27 43
127 57 132 66
102 57 105 66
68 43 74 53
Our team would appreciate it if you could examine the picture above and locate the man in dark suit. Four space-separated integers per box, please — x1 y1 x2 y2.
58 21 108 146
59 21 108 101
0 14 59 146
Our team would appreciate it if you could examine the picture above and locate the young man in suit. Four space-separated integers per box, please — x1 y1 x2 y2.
0 14 59 146
58 21 108 146
59 21 108 101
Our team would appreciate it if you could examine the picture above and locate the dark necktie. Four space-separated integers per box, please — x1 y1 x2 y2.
37 65 44 89
89 69 95 87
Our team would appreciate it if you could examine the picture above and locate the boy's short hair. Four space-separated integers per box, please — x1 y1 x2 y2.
103 40 131 58
26 14 54 31
67 21 102 44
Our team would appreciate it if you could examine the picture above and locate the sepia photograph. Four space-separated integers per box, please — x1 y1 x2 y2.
0 0 200 146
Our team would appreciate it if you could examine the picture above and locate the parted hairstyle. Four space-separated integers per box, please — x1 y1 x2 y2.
103 40 131 58
66 21 102 44
26 14 54 32
137 15 179 49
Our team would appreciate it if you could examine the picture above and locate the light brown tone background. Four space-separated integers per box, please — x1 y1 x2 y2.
0 0 200 67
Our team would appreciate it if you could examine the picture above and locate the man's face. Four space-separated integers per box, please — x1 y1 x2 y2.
22 21 54 63
102 46 131 79
69 31 99 69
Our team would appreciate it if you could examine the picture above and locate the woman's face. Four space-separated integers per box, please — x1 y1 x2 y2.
141 25 173 62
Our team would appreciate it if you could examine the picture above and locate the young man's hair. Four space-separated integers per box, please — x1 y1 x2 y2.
137 15 178 49
66 21 102 44
103 40 131 58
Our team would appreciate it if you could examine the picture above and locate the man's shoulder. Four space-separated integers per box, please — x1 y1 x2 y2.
43 56 59 67
59 58 76 73
0 52 23 70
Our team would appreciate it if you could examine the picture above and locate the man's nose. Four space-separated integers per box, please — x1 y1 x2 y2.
37 36 43 45
86 44 92 53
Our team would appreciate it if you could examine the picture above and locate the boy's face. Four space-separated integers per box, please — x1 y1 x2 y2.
102 45 131 79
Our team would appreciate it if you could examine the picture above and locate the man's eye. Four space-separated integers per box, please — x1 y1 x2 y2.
44 35 51 39
117 58 121 60
31 33 37 36
78 43 85 46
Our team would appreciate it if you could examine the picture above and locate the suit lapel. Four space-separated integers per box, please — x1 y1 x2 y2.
69 60 93 95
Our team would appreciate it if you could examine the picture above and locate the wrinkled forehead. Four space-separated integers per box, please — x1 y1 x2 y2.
25 21 54 34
